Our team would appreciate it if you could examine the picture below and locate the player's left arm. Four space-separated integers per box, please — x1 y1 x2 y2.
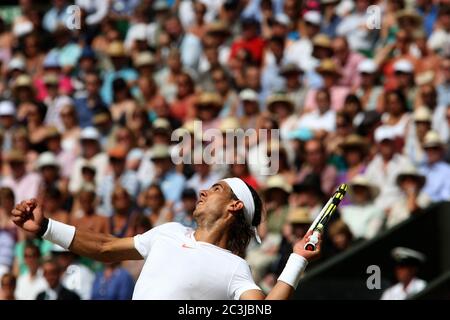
240 231 321 300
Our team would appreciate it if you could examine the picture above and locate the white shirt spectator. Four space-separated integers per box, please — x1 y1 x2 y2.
381 278 427 300
296 109 336 133
365 154 413 210
61 263 95 300
341 204 385 240
68 153 109 194
15 269 48 300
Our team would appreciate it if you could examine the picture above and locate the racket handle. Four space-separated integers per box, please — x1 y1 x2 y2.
304 231 320 251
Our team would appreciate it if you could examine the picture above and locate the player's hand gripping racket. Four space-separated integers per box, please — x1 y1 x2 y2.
304 184 348 251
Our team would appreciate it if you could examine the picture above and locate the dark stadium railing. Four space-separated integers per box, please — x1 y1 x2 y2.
294 202 450 300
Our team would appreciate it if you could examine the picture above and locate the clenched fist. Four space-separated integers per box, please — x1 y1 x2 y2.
293 230 322 262
11 199 44 234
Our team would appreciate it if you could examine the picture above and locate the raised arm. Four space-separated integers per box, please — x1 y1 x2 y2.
240 230 321 300
11 199 143 263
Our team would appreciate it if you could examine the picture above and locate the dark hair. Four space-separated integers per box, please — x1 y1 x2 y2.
1 273 16 288
0 187 15 203
228 182 263 258
44 187 62 200
385 89 408 113
24 242 41 258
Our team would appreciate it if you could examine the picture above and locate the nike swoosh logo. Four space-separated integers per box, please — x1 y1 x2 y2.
182 244 195 249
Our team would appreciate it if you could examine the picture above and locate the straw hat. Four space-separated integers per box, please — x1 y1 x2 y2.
423 130 443 148
6 149 26 163
134 51 156 68
266 93 294 113
348 175 380 200
279 63 303 76
264 174 292 195
150 144 171 160
413 107 432 123
13 74 33 88
312 34 332 50
339 134 369 154
206 21 230 35
396 9 423 28
286 207 312 225
396 165 426 189
316 59 341 76
219 117 241 132
196 92 223 108
107 41 127 57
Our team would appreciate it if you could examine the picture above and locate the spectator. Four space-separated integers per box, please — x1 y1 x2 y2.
297 88 336 136
109 186 139 238
91 262 135 300
229 17 265 65
36 151 67 201
354 59 383 112
173 188 197 229
285 11 322 72
43 127 76 180
15 243 47 300
238 89 260 130
0 187 18 278
336 134 369 193
42 0 70 33
290 173 326 221
110 78 137 123
69 127 108 194
387 165 430 229
0 273 16 300
247 175 290 283
2 149 41 204
36 258 80 300
332 36 365 88
143 184 174 227
278 63 308 113
41 187 69 223
404 107 432 166
341 175 384 240
295 138 338 195
71 183 109 233
0 101 18 153
304 59 350 112
336 0 378 53
50 244 94 300
365 128 412 211
326 219 355 256
419 131 450 202
97 146 140 216
73 72 107 128
381 247 427 300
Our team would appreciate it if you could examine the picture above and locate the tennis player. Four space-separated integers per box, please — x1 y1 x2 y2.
11 177 321 300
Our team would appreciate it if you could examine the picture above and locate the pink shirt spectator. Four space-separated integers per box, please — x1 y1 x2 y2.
2 172 41 204
304 86 351 112
334 52 365 88
34 76 74 102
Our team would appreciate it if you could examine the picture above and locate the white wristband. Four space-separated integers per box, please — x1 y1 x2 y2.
278 253 308 289
42 219 76 250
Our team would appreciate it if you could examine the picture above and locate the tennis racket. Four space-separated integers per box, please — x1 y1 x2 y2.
304 183 348 251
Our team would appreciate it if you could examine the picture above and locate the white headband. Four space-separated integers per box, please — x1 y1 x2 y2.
222 178 261 244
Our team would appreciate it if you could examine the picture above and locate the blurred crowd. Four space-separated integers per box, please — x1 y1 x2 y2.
0 0 450 300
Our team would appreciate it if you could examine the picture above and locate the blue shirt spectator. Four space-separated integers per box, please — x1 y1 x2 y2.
419 161 450 202
91 264 135 300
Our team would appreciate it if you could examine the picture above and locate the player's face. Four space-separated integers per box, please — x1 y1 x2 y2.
193 182 234 223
